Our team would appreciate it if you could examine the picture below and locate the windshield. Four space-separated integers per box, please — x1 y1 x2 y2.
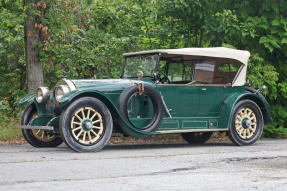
122 54 159 78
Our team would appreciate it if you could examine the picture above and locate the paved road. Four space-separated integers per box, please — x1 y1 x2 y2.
0 139 287 191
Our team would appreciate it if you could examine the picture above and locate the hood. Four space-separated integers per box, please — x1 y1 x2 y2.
71 79 134 92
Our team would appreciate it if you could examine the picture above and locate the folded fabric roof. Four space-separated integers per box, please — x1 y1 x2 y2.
123 47 250 65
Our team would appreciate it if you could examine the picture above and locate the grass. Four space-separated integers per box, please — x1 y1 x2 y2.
0 116 23 142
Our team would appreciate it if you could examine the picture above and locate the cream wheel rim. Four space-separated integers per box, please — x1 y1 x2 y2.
32 129 56 142
70 107 104 145
235 107 257 139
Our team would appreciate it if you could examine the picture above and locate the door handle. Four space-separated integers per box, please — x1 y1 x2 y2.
201 88 207 91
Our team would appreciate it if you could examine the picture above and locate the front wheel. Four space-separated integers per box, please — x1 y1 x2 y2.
229 100 263 146
181 132 212 144
60 97 113 152
22 104 63 148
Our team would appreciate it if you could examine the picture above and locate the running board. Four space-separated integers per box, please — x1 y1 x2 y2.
13 125 54 131
157 128 228 134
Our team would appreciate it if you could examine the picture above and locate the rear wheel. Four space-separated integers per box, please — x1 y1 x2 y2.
181 132 212 144
60 97 113 152
229 100 263 145
22 104 63 148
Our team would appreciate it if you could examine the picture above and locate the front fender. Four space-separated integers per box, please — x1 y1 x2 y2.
219 92 272 130
58 89 159 136
19 93 36 108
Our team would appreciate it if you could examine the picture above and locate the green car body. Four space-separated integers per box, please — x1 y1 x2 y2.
16 47 272 152
18 75 272 138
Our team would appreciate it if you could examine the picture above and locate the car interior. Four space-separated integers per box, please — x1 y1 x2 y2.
158 56 241 86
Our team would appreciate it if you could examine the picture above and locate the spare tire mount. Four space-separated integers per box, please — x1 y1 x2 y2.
118 84 164 132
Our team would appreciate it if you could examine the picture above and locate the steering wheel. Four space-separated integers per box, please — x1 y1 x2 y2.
157 71 171 84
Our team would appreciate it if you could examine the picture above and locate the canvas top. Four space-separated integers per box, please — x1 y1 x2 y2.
123 47 250 65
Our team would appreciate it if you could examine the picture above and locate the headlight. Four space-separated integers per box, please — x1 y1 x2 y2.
36 87 50 103
55 85 70 101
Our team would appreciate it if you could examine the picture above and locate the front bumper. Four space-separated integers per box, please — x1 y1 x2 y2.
13 125 54 131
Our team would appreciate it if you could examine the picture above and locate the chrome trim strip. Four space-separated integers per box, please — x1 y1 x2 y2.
157 128 228 134
13 125 54 131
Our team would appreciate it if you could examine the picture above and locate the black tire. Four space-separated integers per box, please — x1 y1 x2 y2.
118 84 164 132
60 97 113 152
229 99 263 146
22 104 63 148
181 132 212 144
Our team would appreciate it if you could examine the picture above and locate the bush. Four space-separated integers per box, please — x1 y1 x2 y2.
0 99 23 141
0 115 22 141
262 125 287 138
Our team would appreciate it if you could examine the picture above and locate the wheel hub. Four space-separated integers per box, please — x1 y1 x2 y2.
241 118 251 129
82 120 93 131
245 119 252 128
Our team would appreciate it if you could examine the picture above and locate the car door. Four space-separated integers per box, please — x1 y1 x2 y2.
198 85 226 116
156 85 200 117
194 61 230 116
155 61 200 117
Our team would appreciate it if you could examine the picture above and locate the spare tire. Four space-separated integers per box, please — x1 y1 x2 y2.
118 84 164 132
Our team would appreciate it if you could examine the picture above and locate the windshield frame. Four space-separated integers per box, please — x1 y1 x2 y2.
121 53 160 79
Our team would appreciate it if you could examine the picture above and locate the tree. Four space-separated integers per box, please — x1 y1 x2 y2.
24 0 44 92
1 0 287 138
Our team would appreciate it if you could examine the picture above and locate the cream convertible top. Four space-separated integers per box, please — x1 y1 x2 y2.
123 47 251 86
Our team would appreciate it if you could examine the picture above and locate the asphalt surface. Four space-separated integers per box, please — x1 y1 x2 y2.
0 139 287 191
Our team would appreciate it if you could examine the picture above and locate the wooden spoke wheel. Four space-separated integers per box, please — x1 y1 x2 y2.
31 129 57 142
60 97 113 152
70 107 104 145
229 100 263 146
235 107 257 139
22 104 63 148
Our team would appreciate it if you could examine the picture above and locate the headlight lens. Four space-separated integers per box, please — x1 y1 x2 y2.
36 87 50 103
55 85 70 101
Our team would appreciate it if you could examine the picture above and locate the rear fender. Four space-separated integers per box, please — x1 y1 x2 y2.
220 92 272 130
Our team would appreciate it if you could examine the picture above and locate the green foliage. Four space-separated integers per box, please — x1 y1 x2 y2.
262 125 287 138
0 99 23 141
247 54 278 100
0 116 22 141
1 0 287 140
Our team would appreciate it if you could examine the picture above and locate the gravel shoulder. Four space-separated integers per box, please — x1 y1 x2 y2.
1 139 287 191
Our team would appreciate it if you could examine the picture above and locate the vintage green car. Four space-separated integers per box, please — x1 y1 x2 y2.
14 47 272 152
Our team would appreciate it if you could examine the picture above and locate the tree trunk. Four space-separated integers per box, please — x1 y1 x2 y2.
24 0 44 93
